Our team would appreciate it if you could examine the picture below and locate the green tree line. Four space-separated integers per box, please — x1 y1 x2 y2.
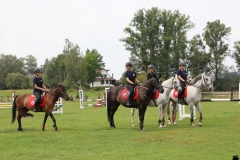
0 39 105 90
1 7 240 91
120 7 240 91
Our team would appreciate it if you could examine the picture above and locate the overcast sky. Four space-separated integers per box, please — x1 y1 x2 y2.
0 0 239 79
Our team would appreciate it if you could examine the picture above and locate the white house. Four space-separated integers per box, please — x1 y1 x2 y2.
91 68 116 87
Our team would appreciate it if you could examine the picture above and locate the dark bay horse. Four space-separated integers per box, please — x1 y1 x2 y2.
107 77 164 132
11 84 69 131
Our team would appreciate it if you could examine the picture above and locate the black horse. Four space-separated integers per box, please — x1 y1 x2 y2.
107 77 164 132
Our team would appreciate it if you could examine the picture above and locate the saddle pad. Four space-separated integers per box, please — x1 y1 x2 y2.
29 95 46 108
121 87 139 100
173 87 188 98
29 95 36 108
152 89 159 99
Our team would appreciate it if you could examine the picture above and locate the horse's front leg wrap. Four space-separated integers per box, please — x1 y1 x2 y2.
199 115 202 122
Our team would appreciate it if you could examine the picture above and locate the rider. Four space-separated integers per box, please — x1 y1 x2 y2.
177 60 191 104
125 62 140 106
33 68 48 112
147 64 157 80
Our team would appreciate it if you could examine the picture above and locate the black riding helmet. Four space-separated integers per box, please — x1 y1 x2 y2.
148 64 155 69
33 68 40 73
125 62 132 67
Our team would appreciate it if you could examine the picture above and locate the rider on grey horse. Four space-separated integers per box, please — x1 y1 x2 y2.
177 60 191 104
147 64 156 80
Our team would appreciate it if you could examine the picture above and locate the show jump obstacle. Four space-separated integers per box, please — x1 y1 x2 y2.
79 88 109 109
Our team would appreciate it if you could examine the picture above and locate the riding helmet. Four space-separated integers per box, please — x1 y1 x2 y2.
33 68 40 73
148 64 155 69
179 60 186 66
125 62 132 67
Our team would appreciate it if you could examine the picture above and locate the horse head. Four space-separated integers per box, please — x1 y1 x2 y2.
202 72 212 91
56 84 70 100
172 73 182 93
154 75 164 93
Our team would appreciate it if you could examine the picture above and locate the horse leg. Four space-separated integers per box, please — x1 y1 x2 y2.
159 104 167 128
189 104 195 127
138 106 147 132
109 104 119 128
17 109 28 131
195 103 203 127
158 105 162 127
48 111 58 131
42 113 49 131
166 104 172 125
171 104 178 125
131 108 135 127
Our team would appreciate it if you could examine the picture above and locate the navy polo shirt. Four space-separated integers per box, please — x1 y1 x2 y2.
125 71 137 84
177 69 188 80
33 77 44 92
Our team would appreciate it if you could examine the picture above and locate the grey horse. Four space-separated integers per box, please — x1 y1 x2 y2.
169 72 212 127
131 73 182 127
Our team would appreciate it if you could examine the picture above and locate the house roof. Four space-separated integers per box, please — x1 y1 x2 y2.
96 78 116 81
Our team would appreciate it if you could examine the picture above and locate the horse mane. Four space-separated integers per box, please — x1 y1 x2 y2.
189 74 202 85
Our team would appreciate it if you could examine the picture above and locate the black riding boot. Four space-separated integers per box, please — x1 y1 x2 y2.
33 101 38 112
126 91 133 106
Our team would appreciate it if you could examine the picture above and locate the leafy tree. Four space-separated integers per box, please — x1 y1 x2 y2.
63 39 87 89
5 72 29 89
120 7 194 79
231 41 240 71
23 55 37 74
187 34 209 77
202 19 231 81
0 54 24 89
84 49 105 87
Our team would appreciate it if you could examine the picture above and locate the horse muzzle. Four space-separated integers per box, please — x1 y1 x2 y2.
159 88 164 93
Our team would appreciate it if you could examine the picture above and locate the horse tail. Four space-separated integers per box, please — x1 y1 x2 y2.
11 95 18 123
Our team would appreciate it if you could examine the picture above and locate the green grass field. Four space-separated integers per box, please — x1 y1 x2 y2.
0 89 240 160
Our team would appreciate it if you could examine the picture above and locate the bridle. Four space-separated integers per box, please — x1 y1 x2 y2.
190 73 212 89
139 79 163 100
46 86 68 99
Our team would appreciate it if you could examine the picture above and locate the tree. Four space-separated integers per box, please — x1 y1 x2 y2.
187 34 209 77
23 55 37 74
202 19 231 81
84 49 105 87
63 39 87 89
5 72 29 89
231 41 240 71
0 54 24 89
120 7 194 79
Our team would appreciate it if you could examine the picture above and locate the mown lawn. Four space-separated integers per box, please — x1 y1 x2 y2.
0 89 240 159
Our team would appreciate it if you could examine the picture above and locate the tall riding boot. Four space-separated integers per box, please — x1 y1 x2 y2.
33 101 38 112
126 92 133 106
178 92 182 104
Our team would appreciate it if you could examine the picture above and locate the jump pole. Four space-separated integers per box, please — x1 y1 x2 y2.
105 88 109 109
79 90 84 109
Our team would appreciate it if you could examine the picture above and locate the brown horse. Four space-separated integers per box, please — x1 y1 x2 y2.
107 77 164 132
11 84 69 131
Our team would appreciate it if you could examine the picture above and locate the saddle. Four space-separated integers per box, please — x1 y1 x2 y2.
121 87 139 100
121 87 159 100
29 92 47 108
173 86 188 98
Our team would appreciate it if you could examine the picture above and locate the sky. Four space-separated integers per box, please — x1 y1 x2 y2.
0 0 239 79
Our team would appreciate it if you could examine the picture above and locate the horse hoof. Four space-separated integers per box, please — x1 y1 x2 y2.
191 123 196 127
198 123 202 127
17 128 23 132
174 122 177 125
168 120 172 125
132 124 135 127
140 128 146 132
